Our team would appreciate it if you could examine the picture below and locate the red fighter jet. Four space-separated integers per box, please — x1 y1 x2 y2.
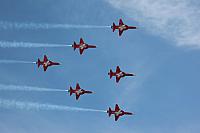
111 19 137 36
68 83 93 100
108 66 135 83
107 104 133 121
36 55 60 72
72 38 96 55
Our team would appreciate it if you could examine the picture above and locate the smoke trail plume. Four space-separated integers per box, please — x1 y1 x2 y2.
0 41 72 48
0 84 67 92
0 21 110 30
0 98 106 113
0 60 35 64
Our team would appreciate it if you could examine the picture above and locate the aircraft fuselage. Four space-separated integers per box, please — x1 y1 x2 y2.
115 110 123 116
119 25 127 31
116 72 125 78
43 61 50 67
75 89 83 95
80 43 87 50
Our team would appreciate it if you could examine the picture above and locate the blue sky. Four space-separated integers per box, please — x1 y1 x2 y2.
0 0 200 133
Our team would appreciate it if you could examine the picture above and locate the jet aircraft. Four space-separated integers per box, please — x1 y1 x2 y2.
107 104 133 121
111 19 137 36
72 38 96 55
36 55 60 72
68 83 93 100
108 66 135 83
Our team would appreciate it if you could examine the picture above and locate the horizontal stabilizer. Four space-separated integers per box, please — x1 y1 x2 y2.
111 23 116 32
108 69 114 79
69 87 73 96
37 59 41 68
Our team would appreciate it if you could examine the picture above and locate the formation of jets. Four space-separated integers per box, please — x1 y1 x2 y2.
33 19 137 121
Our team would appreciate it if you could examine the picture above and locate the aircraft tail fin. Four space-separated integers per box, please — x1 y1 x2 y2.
73 42 77 51
112 23 116 32
69 87 73 96
37 58 41 68
107 107 112 117
108 69 114 79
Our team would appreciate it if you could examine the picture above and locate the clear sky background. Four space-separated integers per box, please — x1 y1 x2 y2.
0 0 200 133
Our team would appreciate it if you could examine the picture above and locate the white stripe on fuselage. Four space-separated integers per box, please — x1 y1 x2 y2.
44 61 50 67
115 110 122 116
116 72 124 78
119 25 126 31
76 89 83 95
80 44 87 49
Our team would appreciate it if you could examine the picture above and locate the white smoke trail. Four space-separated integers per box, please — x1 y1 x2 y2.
0 41 72 48
0 21 110 30
0 98 106 113
0 60 35 64
0 84 67 92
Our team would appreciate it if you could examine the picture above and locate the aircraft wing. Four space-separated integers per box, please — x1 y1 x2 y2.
119 19 124 26
116 66 121 73
116 76 121 83
44 55 48 62
80 38 84 44
79 48 84 55
43 66 48 72
115 115 120 121
76 83 81 90
115 104 120 111
76 94 80 100
119 30 124 36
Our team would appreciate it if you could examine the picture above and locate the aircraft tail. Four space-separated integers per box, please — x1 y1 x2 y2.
36 58 41 68
107 107 112 117
73 42 77 51
111 23 116 32
69 87 73 96
108 69 114 79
